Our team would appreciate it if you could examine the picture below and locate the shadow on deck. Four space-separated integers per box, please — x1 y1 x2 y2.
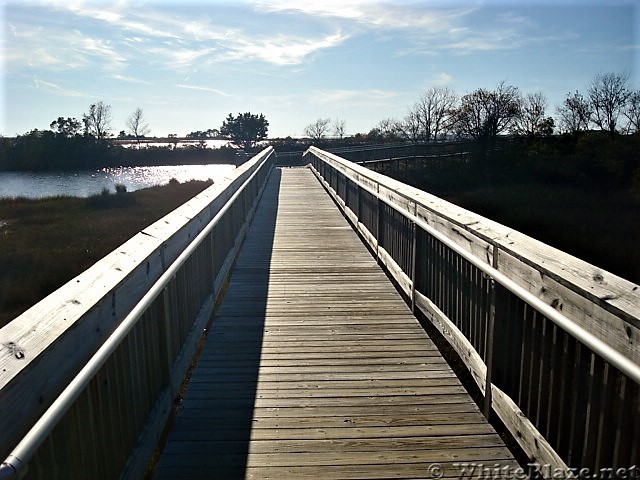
153 167 518 479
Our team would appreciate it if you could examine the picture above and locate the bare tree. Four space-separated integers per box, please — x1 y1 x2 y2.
396 110 422 143
414 87 458 142
588 72 631 135
304 118 331 140
377 118 401 139
514 92 554 136
126 107 150 145
556 91 592 134
83 101 112 139
368 118 401 142
332 118 346 139
623 91 640 134
453 82 520 143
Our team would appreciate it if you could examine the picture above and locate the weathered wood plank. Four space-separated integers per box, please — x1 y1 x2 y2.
153 168 518 478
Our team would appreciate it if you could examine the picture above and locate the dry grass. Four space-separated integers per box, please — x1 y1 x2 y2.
0 180 213 328
377 159 640 285
444 183 640 284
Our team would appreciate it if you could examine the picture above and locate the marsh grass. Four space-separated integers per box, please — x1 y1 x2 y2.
0 180 212 328
445 183 640 283
378 158 640 285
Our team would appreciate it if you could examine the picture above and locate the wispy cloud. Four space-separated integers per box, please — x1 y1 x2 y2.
431 72 453 86
147 45 216 69
33 78 91 97
78 36 128 70
177 84 232 97
5 21 127 71
256 0 474 31
52 2 181 39
16 2 349 71
110 74 153 85
221 31 348 65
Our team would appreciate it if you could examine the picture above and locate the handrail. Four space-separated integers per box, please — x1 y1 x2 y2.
305 146 640 383
305 145 640 472
358 151 470 165
0 148 273 479
319 149 640 384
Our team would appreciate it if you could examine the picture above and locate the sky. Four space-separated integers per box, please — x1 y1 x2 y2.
1 0 638 138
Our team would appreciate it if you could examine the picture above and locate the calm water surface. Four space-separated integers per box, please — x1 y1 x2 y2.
0 164 236 199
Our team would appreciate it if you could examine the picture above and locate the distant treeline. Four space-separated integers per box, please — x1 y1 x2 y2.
0 131 238 171
333 132 640 193
363 132 640 283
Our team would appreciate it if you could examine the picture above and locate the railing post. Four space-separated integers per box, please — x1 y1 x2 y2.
410 201 418 313
376 183 382 262
483 277 496 418
160 285 174 379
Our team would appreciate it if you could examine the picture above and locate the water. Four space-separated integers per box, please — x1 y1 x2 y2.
0 164 237 199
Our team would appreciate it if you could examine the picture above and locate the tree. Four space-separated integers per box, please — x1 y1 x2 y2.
332 118 346 139
186 128 219 139
50 117 82 137
414 86 458 142
623 91 640 134
126 107 150 145
556 91 592 134
370 118 402 142
588 72 631 135
396 110 422 143
220 112 269 149
453 82 520 144
514 92 554 136
83 101 112 139
304 118 331 140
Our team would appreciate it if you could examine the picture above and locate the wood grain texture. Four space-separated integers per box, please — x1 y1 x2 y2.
154 168 517 479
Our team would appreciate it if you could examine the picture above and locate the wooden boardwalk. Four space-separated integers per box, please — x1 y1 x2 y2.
154 168 519 479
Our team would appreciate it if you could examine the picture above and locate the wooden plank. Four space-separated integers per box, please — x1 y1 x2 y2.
153 167 518 479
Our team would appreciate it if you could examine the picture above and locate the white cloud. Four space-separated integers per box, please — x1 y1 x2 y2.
256 1 475 32
148 45 216 68
78 36 128 70
221 31 348 65
431 72 453 85
22 2 348 70
33 78 91 97
111 74 153 85
177 84 232 97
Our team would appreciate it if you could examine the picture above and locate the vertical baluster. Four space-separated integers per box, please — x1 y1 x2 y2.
582 354 605 470
410 202 417 312
483 278 496 418
565 342 587 465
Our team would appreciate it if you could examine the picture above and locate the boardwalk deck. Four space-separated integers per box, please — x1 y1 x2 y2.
154 168 519 479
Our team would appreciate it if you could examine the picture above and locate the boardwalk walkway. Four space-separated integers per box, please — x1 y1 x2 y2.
154 167 519 479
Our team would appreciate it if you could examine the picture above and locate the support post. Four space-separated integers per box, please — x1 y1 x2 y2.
410 201 418 313
483 278 496 418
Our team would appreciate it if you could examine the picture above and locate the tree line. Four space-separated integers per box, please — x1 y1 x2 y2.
2 71 637 172
304 72 638 146
0 104 269 171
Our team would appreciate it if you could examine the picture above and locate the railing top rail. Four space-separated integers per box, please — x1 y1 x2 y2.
304 146 640 385
0 147 274 479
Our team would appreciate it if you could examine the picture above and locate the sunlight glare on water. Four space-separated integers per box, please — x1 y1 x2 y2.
0 164 237 199
99 164 237 192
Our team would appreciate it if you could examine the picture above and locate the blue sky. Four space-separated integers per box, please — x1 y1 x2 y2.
1 0 638 138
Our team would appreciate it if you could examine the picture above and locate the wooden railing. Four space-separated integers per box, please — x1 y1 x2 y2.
0 147 275 479
305 146 640 476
